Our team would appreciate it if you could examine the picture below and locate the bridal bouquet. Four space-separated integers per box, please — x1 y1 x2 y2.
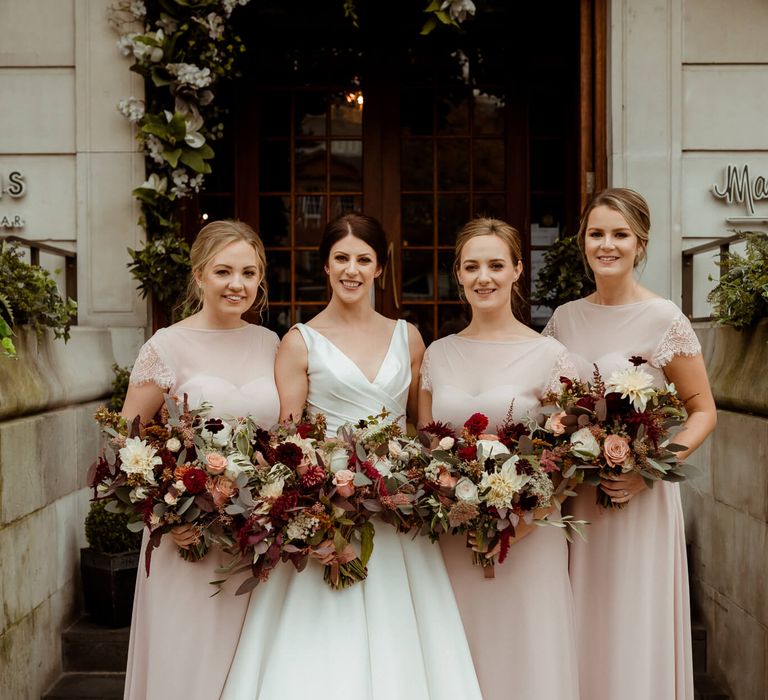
88 396 258 575
414 409 581 576
232 409 423 593
540 356 696 508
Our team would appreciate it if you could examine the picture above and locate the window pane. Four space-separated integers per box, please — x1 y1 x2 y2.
259 196 290 247
296 93 328 136
401 87 433 136
401 194 433 246
437 304 469 338
473 90 505 136
265 249 291 302
330 91 363 136
295 195 326 246
259 140 290 192
295 250 329 302
262 306 292 338
331 194 362 218
295 304 325 324
437 195 469 245
474 139 505 191
436 89 469 136
330 140 362 191
402 249 434 301
198 194 235 223
296 141 326 192
401 140 433 191
437 250 459 300
437 139 469 191
259 91 291 138
473 194 506 220
401 304 435 346
530 139 564 192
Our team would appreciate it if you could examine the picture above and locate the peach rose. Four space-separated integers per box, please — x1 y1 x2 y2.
437 466 458 490
545 411 568 436
208 476 236 508
205 452 228 475
603 434 631 467
333 469 356 498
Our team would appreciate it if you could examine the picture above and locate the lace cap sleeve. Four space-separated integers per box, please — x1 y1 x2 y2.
129 338 176 390
419 346 433 393
541 309 557 338
544 348 579 394
651 313 702 368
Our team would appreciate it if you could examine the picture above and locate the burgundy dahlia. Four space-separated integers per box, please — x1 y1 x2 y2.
300 465 326 489
275 442 304 469
182 468 208 494
464 413 489 436
420 421 456 440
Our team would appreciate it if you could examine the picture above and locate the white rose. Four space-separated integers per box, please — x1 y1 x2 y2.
165 437 182 452
454 477 480 504
173 479 186 493
476 439 510 462
570 427 601 460
328 447 350 473
164 492 178 506
438 436 455 450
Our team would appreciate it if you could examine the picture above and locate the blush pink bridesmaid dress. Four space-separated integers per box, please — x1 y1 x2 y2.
544 297 700 700
121 324 280 700
422 333 581 700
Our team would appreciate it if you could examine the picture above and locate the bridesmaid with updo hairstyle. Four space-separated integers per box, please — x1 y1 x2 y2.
419 216 580 700
122 219 280 700
543 187 717 700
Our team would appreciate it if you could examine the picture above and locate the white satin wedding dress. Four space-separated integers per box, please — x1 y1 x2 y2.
222 319 481 700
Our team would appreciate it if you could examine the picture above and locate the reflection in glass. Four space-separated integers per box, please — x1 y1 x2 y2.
265 250 291 302
402 250 434 301
259 196 290 247
295 305 325 325
295 250 329 302
437 140 469 191
401 87 433 136
331 194 362 218
260 91 291 138
330 140 362 191
198 194 235 224
296 93 328 136
259 141 290 192
474 139 505 190
401 140 433 190
295 195 326 246
473 194 506 221
401 195 433 246
436 89 469 135
437 250 459 300
437 305 469 339
330 91 363 136
296 141 326 192
263 305 292 339
437 195 469 245
401 304 434 346
473 90 505 136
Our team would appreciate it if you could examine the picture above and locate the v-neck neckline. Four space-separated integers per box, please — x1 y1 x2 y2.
302 320 401 385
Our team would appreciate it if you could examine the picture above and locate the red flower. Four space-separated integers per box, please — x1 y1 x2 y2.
576 396 596 411
182 468 207 494
420 421 456 440
458 445 477 461
497 421 529 448
464 413 489 436
498 528 512 565
559 376 574 389
296 423 313 439
275 442 304 469
300 465 326 490
270 490 299 525
361 461 388 497
160 449 176 472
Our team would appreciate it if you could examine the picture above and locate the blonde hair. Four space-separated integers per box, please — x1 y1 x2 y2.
453 217 526 320
181 219 268 316
576 187 651 268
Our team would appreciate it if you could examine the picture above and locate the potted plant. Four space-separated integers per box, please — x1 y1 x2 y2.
80 499 143 627
532 233 595 311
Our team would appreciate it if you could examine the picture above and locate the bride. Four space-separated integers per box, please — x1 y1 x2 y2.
222 212 481 700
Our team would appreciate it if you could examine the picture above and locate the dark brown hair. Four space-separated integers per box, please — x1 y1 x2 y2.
318 212 389 268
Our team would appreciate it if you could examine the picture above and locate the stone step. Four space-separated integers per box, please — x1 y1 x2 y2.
41 672 125 700
62 616 129 673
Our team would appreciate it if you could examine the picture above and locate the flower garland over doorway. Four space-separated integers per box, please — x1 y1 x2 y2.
109 0 476 322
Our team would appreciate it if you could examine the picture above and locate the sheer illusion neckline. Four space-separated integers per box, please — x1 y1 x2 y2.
300 320 401 385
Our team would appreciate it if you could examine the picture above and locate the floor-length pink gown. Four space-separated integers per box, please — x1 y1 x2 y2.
122 324 280 700
543 297 700 700
423 333 580 700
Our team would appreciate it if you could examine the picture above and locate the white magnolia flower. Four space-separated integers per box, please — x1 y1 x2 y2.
261 476 285 499
570 427 601 460
476 438 510 462
440 0 476 23
139 172 167 194
165 437 181 452
438 436 455 450
119 436 160 483
454 477 480 504
606 366 656 412
480 456 529 509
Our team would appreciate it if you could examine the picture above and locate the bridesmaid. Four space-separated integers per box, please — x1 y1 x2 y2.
543 187 717 700
121 220 280 700
418 217 580 700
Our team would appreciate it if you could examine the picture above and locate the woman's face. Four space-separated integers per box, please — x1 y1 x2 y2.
457 234 521 313
583 205 641 280
325 233 381 302
196 239 261 321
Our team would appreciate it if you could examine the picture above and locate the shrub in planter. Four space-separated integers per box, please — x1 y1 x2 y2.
81 500 143 627
532 233 595 312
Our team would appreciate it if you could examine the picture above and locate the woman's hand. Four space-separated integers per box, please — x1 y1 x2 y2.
467 531 501 559
171 524 199 549
600 470 646 505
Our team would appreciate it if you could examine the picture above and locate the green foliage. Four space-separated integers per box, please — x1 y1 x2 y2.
85 500 143 554
707 231 768 329
533 234 595 309
108 363 132 412
127 233 191 321
0 241 77 350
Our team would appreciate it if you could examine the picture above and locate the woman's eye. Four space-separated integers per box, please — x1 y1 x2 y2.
244 271 256 277
589 231 602 238
215 269 228 275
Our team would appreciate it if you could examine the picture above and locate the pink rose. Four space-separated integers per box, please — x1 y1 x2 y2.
333 469 355 498
208 476 236 508
603 434 631 467
205 452 228 475
545 411 567 436
437 466 458 490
